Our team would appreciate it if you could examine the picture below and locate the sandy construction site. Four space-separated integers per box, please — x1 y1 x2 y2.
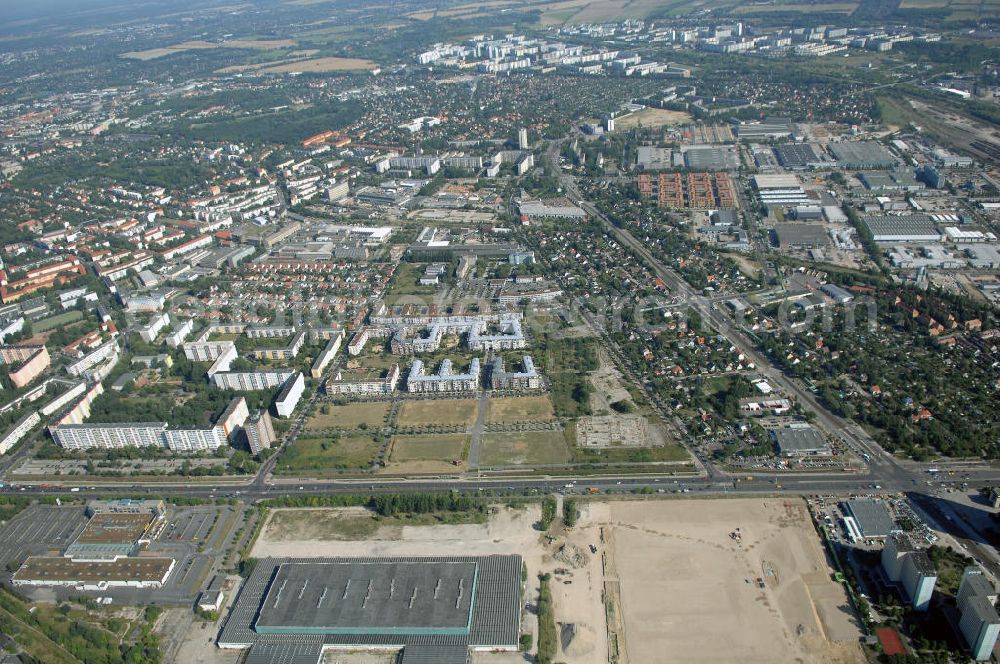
603 499 864 664
249 498 863 664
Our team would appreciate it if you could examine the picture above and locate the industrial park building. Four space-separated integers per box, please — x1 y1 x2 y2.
769 425 831 457
860 215 942 243
844 499 896 539
218 555 522 664
751 174 809 205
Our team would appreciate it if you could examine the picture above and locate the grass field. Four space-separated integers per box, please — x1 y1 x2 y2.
731 2 858 13
274 434 380 474
122 39 297 60
33 310 83 332
259 57 377 73
397 399 479 428
383 263 441 305
305 402 390 430
390 434 469 462
616 107 692 129
480 430 571 466
486 395 556 424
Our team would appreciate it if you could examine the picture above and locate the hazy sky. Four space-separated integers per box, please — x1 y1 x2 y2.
1 0 194 24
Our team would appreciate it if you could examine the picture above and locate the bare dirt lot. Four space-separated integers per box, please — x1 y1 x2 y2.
606 499 864 664
245 498 861 664
615 107 692 130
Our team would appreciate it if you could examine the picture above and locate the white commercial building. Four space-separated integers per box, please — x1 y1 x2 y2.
752 174 809 205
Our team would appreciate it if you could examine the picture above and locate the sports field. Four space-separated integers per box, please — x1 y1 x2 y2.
397 399 479 428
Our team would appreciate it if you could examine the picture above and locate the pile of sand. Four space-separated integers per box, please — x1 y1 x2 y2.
553 543 588 568
561 622 596 657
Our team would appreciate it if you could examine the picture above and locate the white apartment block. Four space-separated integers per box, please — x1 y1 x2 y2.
166 319 194 347
274 372 305 418
211 370 295 391
0 410 41 454
325 364 400 396
138 313 170 343
183 340 236 362
66 341 118 377
310 332 343 378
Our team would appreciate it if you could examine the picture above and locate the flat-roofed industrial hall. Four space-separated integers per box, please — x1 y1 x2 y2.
219 555 522 664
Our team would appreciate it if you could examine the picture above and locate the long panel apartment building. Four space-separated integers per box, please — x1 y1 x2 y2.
324 364 401 396
49 397 247 451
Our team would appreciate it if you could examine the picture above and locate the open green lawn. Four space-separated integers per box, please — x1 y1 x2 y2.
34 310 83 332
274 434 380 474
480 430 571 466
486 395 557 424
397 399 479 427
572 443 691 464
305 402 390 430
390 434 469 462
383 263 441 305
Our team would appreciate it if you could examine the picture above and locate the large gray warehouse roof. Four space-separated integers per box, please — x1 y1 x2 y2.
770 426 830 455
683 146 739 170
255 561 477 635
860 215 940 242
244 643 324 664
774 224 830 248
399 644 470 664
219 555 521 657
828 141 898 168
845 499 896 538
